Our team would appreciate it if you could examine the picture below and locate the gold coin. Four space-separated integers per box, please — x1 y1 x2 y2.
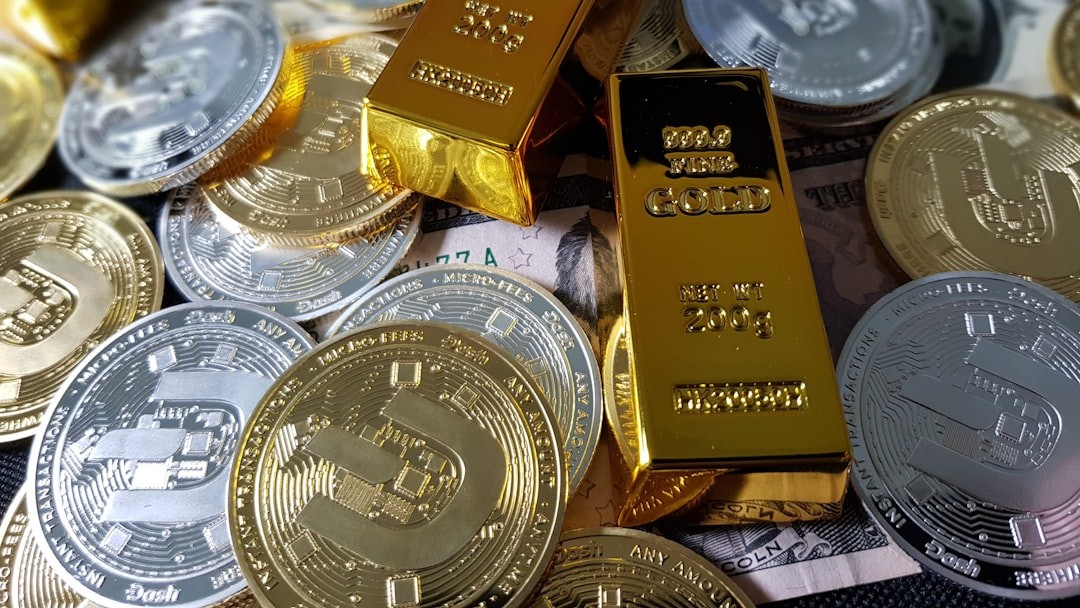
230 322 565 608
203 35 413 246
0 485 95 608
1053 3 1080 108
527 527 755 607
603 317 637 470
0 191 163 442
0 40 62 201
867 90 1080 302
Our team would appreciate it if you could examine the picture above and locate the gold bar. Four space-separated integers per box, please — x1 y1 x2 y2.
364 0 596 226
607 68 851 526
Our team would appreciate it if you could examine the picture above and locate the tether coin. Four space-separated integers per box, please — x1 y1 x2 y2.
328 264 602 493
203 35 413 245
0 485 92 608
0 191 163 443
839 271 1080 600
58 0 289 196
527 527 755 607
160 183 421 321
29 302 313 608
0 40 62 201
867 90 1080 304
230 322 565 608
683 0 939 121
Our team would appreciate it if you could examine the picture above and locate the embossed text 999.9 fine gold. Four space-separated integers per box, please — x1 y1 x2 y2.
364 0 595 225
607 68 851 526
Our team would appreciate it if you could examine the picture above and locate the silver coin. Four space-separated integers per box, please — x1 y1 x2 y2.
839 271 1080 600
683 0 936 108
58 0 287 196
159 184 422 322
327 263 603 493
29 302 313 608
617 0 696 73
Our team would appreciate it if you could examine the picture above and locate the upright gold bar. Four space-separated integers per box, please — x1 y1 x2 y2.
364 0 595 226
607 68 851 526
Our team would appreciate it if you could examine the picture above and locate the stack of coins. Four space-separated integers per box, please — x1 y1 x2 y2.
3 0 1080 605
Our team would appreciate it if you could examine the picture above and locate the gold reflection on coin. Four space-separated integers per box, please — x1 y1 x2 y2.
527 527 755 607
0 191 163 442
868 90 1080 302
0 486 89 608
1053 4 1080 109
0 41 62 201
204 35 413 245
230 323 565 608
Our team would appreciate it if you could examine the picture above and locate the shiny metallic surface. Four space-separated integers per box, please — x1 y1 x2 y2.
302 0 424 24
527 527 755 607
839 272 1080 600
160 184 421 322
230 322 565 608
867 90 1080 304
1052 4 1080 111
0 486 88 608
683 0 937 109
0 40 63 201
203 35 414 245
58 0 288 196
0 191 163 443
328 263 603 494
28 302 313 608
617 0 696 73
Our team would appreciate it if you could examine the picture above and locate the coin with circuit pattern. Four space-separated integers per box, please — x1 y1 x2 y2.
327 264 602 492
0 191 163 443
203 34 413 245
527 527 755 607
160 184 421 321
0 40 63 201
29 302 313 608
839 272 1080 600
58 0 290 196
230 322 565 608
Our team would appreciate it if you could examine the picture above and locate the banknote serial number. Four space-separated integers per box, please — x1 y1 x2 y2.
680 282 773 338
453 1 533 54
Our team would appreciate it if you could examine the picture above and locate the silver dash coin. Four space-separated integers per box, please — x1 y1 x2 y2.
159 184 421 322
58 0 287 196
327 263 603 493
29 302 313 608
683 0 937 109
839 271 1080 600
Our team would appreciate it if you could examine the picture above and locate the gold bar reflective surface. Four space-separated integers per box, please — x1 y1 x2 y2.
364 0 595 225
607 68 851 526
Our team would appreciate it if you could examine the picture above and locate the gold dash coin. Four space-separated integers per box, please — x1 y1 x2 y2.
0 191 164 442
1053 3 1080 109
0 40 62 201
0 485 95 608
203 35 413 245
230 322 566 608
867 90 1080 303
527 527 755 607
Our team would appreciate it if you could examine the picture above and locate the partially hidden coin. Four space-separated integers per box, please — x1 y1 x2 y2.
230 322 565 608
867 90 1080 304
29 301 313 608
0 485 95 608
0 40 63 201
58 0 290 196
160 183 421 322
327 264 602 493
839 271 1080 600
682 0 941 125
302 0 424 25
617 0 697 73
202 34 413 245
0 191 163 443
602 317 637 472
1052 3 1080 110
527 527 755 607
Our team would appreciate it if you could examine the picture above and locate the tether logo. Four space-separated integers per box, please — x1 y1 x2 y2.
0 246 112 377
932 124 1080 277
88 370 271 524
900 339 1074 512
297 389 506 569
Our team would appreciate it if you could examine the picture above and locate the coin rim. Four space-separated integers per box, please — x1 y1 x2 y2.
0 40 64 201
